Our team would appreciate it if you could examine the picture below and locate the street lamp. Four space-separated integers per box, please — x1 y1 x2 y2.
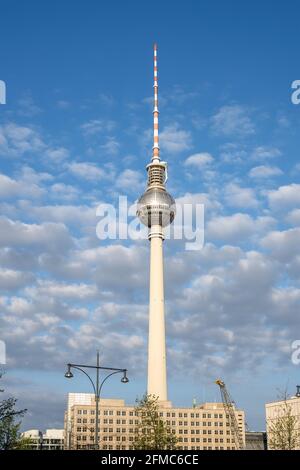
64 351 129 450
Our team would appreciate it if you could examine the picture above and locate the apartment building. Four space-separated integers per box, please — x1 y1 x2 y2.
64 393 245 450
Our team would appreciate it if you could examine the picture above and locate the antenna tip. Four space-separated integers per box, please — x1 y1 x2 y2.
153 42 158 50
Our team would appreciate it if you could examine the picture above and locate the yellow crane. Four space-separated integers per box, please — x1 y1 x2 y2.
215 379 244 450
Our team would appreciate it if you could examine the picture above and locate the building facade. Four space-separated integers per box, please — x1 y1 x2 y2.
64 393 245 451
22 428 64 450
265 390 300 450
245 431 267 450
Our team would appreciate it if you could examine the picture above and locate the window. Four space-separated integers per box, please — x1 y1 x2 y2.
83 410 87 415
77 419 82 423
78 410 82 415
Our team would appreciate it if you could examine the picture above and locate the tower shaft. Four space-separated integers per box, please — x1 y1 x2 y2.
137 44 175 403
148 226 167 400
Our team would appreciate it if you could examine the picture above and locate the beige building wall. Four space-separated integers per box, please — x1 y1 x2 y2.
266 395 300 450
64 393 245 450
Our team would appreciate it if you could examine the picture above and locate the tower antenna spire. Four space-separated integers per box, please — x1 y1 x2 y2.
152 43 160 162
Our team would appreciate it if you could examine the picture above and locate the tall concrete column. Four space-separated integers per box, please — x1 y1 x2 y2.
137 44 175 403
147 226 167 400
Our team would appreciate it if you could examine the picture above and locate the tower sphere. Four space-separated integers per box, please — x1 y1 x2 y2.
137 187 176 228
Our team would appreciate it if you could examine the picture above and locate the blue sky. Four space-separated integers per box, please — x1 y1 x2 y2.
1 0 300 432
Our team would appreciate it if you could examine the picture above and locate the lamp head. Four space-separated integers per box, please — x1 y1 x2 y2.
121 372 129 384
65 365 73 379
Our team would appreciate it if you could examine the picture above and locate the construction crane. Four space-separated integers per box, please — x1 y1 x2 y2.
215 379 244 450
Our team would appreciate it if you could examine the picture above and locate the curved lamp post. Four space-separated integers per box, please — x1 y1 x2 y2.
64 351 129 449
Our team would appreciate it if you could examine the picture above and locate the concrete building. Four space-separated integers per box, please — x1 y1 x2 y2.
245 431 267 450
22 429 64 450
64 393 245 450
265 387 300 450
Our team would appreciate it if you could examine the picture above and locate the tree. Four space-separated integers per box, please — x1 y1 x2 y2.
267 392 300 450
0 373 27 450
132 394 178 450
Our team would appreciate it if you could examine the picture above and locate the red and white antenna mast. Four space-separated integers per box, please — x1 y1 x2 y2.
152 43 160 162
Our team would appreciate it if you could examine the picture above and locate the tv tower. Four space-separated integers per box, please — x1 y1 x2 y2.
137 44 176 401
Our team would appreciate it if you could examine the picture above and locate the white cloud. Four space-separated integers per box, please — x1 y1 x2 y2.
68 162 107 181
116 169 144 192
160 123 192 153
286 208 300 226
25 280 98 301
0 123 45 157
219 142 248 163
249 165 283 178
207 213 274 242
0 217 73 252
261 228 300 262
45 147 69 162
0 268 34 291
251 146 282 160
100 137 120 155
224 183 258 208
17 95 42 117
81 119 115 136
184 152 214 168
0 173 44 199
267 183 300 209
27 203 97 226
211 105 255 137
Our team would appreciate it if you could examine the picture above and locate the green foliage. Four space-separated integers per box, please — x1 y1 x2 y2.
132 394 178 450
0 373 27 450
